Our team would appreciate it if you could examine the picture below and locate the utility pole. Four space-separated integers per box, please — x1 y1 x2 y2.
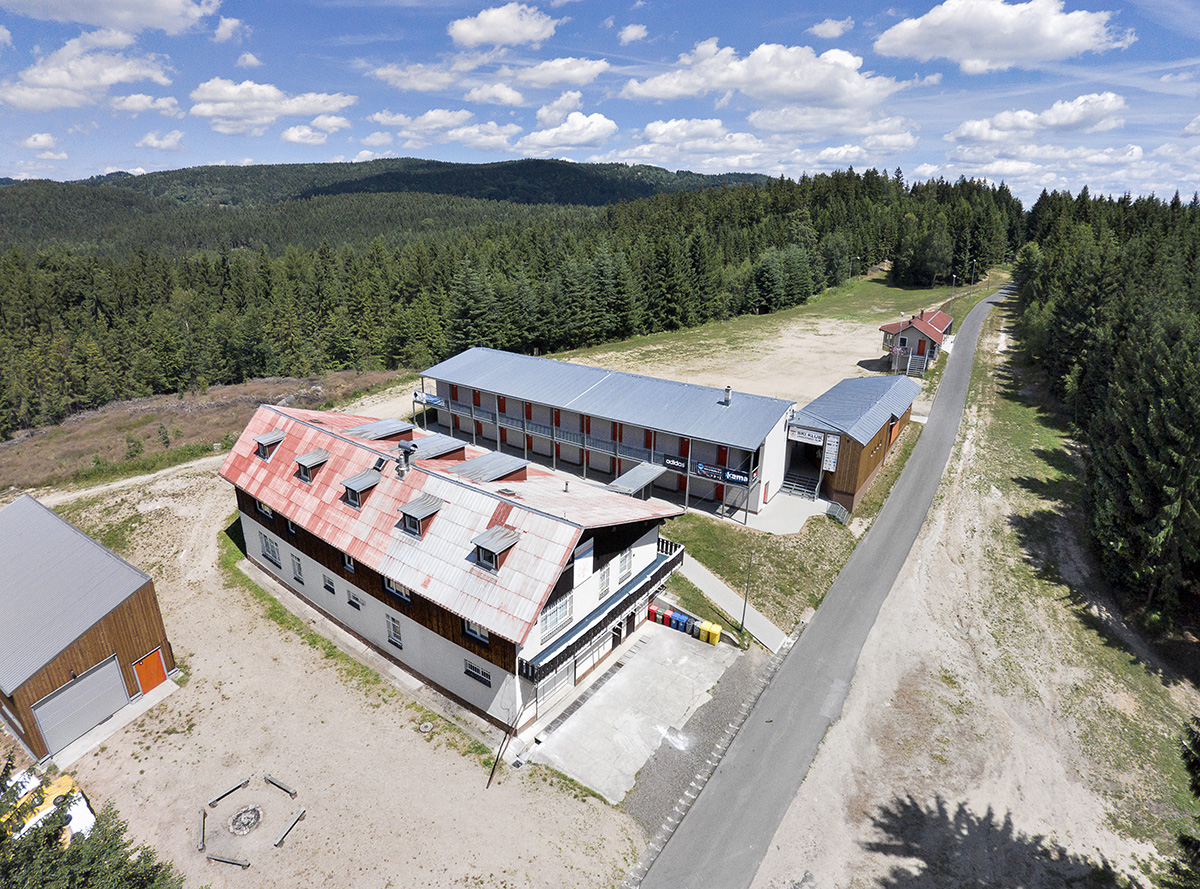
741 553 753 632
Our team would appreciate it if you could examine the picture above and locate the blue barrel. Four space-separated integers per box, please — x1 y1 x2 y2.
672 610 688 631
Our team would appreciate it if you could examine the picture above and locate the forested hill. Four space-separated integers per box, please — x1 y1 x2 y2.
0 159 768 255
0 168 1022 439
1014 189 1200 620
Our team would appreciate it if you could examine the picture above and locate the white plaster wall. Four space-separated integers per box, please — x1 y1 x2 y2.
758 412 792 510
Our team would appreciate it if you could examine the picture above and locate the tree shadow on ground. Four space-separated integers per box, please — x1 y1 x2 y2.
862 795 1132 888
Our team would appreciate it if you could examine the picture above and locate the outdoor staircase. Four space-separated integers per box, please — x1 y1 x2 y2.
906 352 929 377
781 471 820 500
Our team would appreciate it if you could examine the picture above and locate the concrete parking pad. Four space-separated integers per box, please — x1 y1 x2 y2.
529 625 739 804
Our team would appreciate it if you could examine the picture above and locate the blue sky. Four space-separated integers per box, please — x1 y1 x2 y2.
2 0 1199 202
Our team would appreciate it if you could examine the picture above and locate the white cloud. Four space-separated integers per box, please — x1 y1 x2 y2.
37 150 68 160
111 93 183 116
749 106 917 143
808 17 853 38
214 17 248 42
448 3 562 48
465 83 524 105
874 0 1135 74
370 110 411 126
0 30 171 111
236 52 261 68
189 77 357 135
0 25 11 48
137 129 184 149
447 121 522 150
619 24 647 44
22 132 56 149
620 38 904 108
509 56 610 86
281 125 327 145
642 117 727 143
311 114 351 132
536 90 581 126
947 92 1127 142
369 52 496 92
1185 116 1200 136
360 131 393 146
595 121 770 171
407 108 474 132
517 110 617 153
0 0 219 35
1161 72 1193 83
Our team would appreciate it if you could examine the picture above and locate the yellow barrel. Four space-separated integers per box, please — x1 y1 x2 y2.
698 620 711 643
708 623 721 645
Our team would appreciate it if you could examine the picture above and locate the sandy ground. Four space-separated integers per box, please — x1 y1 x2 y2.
31 461 641 889
748 310 1200 888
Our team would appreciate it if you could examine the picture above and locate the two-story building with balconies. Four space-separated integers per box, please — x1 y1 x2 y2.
219 404 685 730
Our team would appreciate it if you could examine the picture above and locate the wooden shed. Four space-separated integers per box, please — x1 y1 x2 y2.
786 376 923 512
0 495 174 761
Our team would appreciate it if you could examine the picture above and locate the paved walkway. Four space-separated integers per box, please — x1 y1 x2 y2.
679 555 788 653
639 287 1010 889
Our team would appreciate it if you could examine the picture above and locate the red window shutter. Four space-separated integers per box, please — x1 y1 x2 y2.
525 403 532 420
450 384 458 401
498 396 506 413
473 389 481 407
645 429 653 449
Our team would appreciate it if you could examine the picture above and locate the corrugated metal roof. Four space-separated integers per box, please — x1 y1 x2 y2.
341 468 383 493
343 418 415 440
0 496 150 695
296 448 330 469
472 525 522 553
422 347 794 450
408 433 466 459
219 405 682 645
450 452 529 483
789 376 922 445
254 428 286 447
399 492 443 521
607 462 668 495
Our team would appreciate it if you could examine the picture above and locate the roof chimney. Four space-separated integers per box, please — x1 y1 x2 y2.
563 480 569 493
724 385 732 405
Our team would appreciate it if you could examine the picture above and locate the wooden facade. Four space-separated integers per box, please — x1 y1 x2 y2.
821 405 913 512
1 581 174 760
237 487 518 673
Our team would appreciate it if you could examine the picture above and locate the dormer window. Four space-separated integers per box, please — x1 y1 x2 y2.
254 429 285 460
295 448 330 484
398 493 443 539
341 467 382 510
471 525 520 573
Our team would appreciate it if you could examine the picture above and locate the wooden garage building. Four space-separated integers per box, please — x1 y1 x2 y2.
786 376 922 512
0 495 174 760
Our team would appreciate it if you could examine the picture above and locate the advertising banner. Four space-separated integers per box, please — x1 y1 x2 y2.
788 426 825 446
822 435 840 472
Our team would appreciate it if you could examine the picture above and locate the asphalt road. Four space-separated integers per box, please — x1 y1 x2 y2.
640 287 1011 889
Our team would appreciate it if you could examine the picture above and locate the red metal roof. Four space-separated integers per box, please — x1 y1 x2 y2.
219 405 682 645
880 309 953 345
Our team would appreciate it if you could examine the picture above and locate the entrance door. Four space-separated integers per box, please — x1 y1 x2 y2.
612 625 622 650
917 338 927 356
32 655 128 755
133 648 167 695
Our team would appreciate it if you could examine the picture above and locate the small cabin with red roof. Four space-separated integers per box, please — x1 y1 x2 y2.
219 405 685 731
880 309 954 374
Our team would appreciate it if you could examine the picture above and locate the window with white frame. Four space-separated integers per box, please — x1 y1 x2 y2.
323 574 335 594
298 464 312 484
259 531 281 567
343 553 356 573
463 620 489 644
346 488 362 510
464 660 492 687
386 615 403 650
476 546 498 572
598 562 611 598
348 590 364 610
619 548 633 582
287 519 296 535
383 577 411 602
291 554 304 584
401 513 422 538
540 592 573 644
256 499 273 518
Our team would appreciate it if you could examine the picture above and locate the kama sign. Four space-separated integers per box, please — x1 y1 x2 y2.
788 426 825 446
662 455 687 472
822 435 840 472
723 468 750 486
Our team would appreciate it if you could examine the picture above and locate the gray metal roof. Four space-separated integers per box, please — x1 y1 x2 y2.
254 428 285 447
472 525 522 554
606 462 668 495
789 376 922 445
450 452 529 483
407 433 466 459
341 468 382 493
295 448 330 469
343 418 415 440
422 348 795 451
0 495 150 695
399 492 443 521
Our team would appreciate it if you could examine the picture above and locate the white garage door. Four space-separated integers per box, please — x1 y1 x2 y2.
32 655 129 755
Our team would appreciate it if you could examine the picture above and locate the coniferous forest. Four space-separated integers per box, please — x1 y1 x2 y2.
0 164 1021 439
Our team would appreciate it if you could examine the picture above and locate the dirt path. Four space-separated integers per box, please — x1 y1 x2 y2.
54 462 640 889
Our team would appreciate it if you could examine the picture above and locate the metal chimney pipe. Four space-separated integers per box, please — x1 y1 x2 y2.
724 386 732 405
